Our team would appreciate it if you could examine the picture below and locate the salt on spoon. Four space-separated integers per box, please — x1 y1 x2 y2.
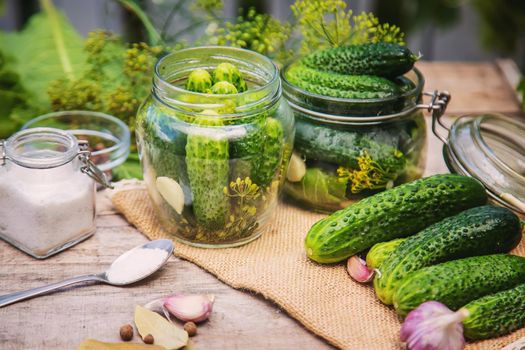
0 239 173 307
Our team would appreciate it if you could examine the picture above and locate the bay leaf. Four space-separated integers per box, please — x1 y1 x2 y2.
76 339 166 350
134 305 189 350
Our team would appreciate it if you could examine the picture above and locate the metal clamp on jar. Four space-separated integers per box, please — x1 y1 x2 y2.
0 127 112 258
432 111 525 216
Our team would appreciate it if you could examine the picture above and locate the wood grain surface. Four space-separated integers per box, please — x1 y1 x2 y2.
0 61 523 350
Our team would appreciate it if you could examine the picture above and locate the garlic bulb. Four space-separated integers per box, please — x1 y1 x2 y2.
400 301 467 350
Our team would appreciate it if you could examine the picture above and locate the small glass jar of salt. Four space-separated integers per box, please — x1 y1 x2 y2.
0 127 111 259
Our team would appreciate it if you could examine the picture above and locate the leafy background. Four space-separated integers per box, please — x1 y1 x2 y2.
0 0 524 178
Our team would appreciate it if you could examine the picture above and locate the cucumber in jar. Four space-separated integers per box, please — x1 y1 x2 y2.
231 115 285 187
185 112 230 230
294 120 407 193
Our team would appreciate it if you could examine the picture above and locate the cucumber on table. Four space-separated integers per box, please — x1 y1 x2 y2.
301 42 418 78
393 254 525 316
366 238 405 269
374 205 522 305
305 174 487 263
462 283 525 340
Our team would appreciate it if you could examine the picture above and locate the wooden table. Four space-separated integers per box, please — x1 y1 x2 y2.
0 61 523 350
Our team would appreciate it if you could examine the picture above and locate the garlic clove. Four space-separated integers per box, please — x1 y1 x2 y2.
164 294 215 323
347 255 375 283
400 301 467 350
156 177 185 214
286 152 306 182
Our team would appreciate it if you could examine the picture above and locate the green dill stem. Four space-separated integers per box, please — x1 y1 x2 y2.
319 19 335 46
303 18 330 45
160 0 187 40
168 19 214 42
40 0 74 79
333 9 339 46
116 0 162 45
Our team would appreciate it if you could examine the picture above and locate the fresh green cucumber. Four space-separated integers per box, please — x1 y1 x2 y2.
393 254 525 316
301 43 417 78
366 238 406 269
185 115 229 229
285 63 400 99
462 283 525 340
212 62 247 92
375 205 522 305
305 174 487 263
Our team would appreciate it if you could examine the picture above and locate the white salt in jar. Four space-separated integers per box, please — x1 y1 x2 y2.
0 128 112 258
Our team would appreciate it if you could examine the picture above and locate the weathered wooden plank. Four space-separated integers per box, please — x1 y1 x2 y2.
0 197 333 350
417 61 521 114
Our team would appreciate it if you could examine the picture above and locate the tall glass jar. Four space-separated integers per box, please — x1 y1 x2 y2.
0 127 111 258
281 66 450 212
136 46 294 248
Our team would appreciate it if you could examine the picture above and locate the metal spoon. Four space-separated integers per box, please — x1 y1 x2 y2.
0 239 173 308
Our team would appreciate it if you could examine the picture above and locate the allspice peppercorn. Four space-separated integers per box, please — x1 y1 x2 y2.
184 322 197 337
119 324 134 341
143 334 154 344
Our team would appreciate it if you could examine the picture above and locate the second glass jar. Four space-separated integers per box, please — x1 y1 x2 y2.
282 66 434 212
136 46 294 248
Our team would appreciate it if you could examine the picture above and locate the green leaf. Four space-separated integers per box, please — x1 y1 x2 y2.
112 153 144 180
1 0 86 108
286 167 347 205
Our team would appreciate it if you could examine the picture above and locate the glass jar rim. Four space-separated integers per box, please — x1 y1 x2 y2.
281 65 424 105
3 127 79 169
152 46 281 120
21 110 130 172
281 65 425 123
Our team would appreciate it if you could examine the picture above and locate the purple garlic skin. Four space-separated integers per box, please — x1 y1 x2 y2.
347 255 375 283
400 301 467 350
164 294 215 323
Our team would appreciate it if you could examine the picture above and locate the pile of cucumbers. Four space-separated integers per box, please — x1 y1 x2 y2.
285 42 418 100
305 174 525 341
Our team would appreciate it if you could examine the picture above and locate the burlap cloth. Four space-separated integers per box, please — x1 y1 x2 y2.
112 187 525 350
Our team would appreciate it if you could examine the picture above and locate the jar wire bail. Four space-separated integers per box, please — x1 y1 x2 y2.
0 140 6 166
425 90 452 145
78 140 113 189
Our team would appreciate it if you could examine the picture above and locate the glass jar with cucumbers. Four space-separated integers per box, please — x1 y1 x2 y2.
281 43 450 212
136 46 294 248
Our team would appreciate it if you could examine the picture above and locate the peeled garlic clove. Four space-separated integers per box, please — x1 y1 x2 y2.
164 294 215 323
156 177 184 214
400 301 467 350
347 255 375 283
286 152 306 182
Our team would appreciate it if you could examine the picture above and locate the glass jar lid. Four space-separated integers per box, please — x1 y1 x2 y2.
1 127 112 188
441 113 525 214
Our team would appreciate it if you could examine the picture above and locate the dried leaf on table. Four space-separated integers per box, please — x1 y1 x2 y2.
135 305 189 350
76 339 166 350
